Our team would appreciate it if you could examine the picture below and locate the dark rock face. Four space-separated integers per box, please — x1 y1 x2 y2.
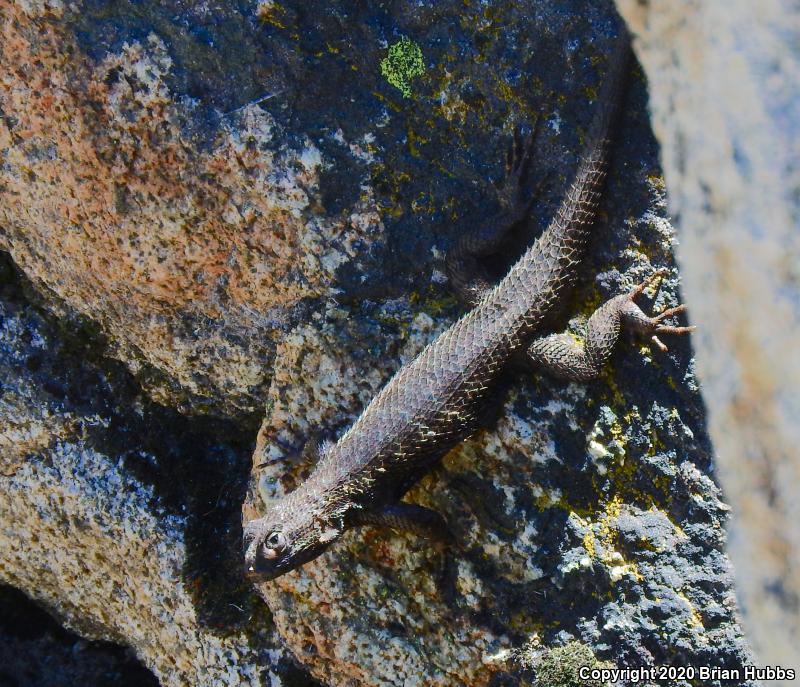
0 584 160 687
0 0 758 685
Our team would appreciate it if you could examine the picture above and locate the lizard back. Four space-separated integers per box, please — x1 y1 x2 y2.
311 39 632 504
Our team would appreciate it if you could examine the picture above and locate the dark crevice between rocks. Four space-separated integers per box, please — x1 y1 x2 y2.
0 584 159 687
1 251 319 686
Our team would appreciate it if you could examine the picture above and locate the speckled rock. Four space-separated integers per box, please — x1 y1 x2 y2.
0 258 318 686
615 0 800 673
0 0 762 684
0 0 382 416
0 583 160 687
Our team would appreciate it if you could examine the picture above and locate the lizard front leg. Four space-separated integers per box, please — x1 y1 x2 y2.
526 271 695 381
348 503 452 542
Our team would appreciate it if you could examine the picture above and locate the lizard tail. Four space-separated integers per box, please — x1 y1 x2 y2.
489 30 634 341
583 30 633 160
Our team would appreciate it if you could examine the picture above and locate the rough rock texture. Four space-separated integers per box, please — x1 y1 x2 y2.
0 0 383 417
615 0 800 674
0 254 320 686
233 3 752 686
0 0 763 685
0 583 160 687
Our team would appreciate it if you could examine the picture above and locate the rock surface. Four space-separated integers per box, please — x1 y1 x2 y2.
236 2 754 686
616 0 800 673
0 0 382 417
0 583 160 687
0 0 765 685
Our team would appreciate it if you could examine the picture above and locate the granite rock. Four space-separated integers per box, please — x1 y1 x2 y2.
236 2 754 685
0 583 160 687
0 0 382 416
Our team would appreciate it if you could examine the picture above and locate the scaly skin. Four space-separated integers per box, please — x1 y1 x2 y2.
243 35 692 580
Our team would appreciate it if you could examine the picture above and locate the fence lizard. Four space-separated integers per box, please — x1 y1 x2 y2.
243 34 693 580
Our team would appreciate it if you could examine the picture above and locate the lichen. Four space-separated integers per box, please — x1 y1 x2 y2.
380 37 425 98
518 639 613 687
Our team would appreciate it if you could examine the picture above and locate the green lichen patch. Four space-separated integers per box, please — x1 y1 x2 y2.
380 36 425 98
519 639 614 687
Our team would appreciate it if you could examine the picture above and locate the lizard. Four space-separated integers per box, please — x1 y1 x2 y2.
243 33 693 581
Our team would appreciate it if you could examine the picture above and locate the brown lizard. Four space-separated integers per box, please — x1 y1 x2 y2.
243 34 693 580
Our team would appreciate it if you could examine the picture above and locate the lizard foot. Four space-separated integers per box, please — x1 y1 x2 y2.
495 122 540 222
621 269 696 352
445 118 548 308
254 427 338 469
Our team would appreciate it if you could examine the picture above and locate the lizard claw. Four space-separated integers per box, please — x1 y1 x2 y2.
505 124 536 184
622 270 695 352
628 267 669 299
255 428 332 469
648 323 697 352
647 303 696 351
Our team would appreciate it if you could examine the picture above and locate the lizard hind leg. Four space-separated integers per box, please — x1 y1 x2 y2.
446 122 543 308
526 271 695 382
617 270 696 352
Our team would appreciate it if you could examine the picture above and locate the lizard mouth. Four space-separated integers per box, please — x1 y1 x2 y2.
243 540 284 580
242 519 280 580
242 524 303 580
242 545 309 581
242 528 336 581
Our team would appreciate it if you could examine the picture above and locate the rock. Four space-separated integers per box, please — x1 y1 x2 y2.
615 0 800 670
0 0 761 684
0 0 382 417
0 583 160 687
0 256 318 686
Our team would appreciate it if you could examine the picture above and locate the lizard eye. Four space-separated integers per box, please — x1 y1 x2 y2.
262 531 286 558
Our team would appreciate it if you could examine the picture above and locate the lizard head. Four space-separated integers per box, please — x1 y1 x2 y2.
242 505 345 580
